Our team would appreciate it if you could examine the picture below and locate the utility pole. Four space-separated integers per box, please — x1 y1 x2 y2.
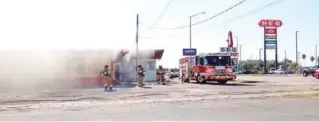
316 45 318 66
275 27 278 69
259 48 262 70
135 14 139 83
263 27 267 74
236 36 239 72
250 54 252 60
295 31 299 66
259 49 262 61
239 45 242 71
285 50 287 66
189 12 205 48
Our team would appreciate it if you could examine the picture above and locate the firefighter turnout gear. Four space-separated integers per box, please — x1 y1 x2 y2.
137 65 145 87
101 65 113 91
156 65 166 85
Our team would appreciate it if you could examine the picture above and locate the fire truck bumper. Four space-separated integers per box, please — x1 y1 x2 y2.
206 75 236 81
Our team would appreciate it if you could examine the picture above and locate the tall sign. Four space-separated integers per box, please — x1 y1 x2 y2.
220 47 238 58
258 19 283 72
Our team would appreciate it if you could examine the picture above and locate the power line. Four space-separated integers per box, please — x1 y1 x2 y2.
140 0 247 30
151 0 174 26
226 0 287 22
140 0 286 39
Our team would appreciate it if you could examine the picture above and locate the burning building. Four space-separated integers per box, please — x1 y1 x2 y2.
111 49 164 83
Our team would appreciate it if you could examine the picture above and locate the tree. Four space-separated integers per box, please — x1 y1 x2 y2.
317 56 319 65
288 62 298 70
302 54 306 66
279 58 292 67
266 60 275 69
310 56 315 65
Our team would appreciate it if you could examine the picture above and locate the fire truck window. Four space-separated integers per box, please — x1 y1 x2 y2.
195 56 199 64
218 56 231 66
199 57 204 65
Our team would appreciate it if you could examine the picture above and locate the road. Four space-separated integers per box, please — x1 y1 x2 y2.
0 75 319 120
1 99 319 121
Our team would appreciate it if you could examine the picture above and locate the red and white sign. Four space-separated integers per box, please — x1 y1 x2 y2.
265 28 277 34
258 19 283 27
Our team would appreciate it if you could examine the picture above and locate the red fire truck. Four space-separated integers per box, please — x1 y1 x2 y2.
179 52 236 84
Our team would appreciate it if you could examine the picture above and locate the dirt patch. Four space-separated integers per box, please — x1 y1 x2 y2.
239 80 267 83
281 92 319 99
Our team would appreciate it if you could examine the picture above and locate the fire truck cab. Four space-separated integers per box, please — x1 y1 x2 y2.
179 52 236 84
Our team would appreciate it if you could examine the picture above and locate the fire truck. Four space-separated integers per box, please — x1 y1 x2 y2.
179 52 236 84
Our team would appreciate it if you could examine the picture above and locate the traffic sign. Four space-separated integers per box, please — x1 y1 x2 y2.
258 19 283 27
183 48 197 56
220 47 237 53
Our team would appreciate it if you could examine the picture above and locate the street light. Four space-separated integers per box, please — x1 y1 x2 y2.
259 48 263 70
295 31 299 65
259 48 263 61
235 36 239 71
239 45 242 71
189 12 205 48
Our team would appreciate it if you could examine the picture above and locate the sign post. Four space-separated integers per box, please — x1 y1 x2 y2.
258 19 283 73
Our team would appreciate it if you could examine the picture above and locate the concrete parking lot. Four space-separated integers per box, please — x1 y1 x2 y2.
0 75 319 120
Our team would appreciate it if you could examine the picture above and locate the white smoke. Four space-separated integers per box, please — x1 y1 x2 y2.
0 49 159 93
112 49 156 83
0 49 116 93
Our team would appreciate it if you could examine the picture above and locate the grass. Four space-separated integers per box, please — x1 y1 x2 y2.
282 92 319 99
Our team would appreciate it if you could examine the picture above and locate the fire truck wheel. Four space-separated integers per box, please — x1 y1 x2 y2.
217 80 227 85
196 75 206 84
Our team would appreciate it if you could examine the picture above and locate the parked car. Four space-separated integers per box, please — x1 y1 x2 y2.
274 69 288 74
301 65 319 77
314 68 319 79
268 68 276 74
168 68 179 79
234 71 243 74
242 70 259 74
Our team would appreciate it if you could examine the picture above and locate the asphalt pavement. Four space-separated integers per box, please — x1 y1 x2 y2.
1 99 319 121
1 75 319 121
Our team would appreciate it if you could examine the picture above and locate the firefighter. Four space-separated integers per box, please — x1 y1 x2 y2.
101 65 113 92
137 65 145 87
156 65 166 85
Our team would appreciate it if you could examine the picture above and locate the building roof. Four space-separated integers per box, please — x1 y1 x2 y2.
153 49 164 59
130 49 164 60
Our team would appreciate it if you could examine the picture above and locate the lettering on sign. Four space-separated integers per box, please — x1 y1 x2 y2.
265 40 277 44
265 44 276 49
265 28 277 34
231 53 238 57
183 48 197 56
265 35 277 39
258 19 283 27
220 47 237 53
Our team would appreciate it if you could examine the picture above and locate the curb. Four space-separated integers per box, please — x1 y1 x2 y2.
237 74 302 77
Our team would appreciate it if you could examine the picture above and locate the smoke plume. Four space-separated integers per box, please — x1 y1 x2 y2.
0 49 158 93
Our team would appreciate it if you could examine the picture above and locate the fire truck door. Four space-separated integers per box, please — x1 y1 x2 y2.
189 57 196 77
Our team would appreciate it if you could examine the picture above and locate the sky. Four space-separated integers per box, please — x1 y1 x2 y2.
0 0 318 68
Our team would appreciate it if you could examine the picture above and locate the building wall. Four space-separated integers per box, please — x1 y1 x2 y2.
129 58 157 82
